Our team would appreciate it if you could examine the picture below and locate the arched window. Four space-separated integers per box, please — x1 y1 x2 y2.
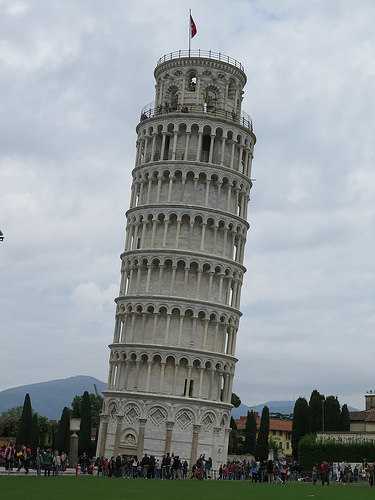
187 71 197 92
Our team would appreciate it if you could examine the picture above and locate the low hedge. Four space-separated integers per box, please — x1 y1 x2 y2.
299 434 375 469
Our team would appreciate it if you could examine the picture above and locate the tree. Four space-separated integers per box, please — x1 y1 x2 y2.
243 411 257 455
292 397 310 459
0 407 22 437
231 393 241 408
340 404 351 431
31 413 40 449
38 415 50 447
55 407 71 453
228 417 239 454
309 390 325 433
72 393 103 429
255 406 269 461
325 396 341 431
78 391 93 456
16 394 33 446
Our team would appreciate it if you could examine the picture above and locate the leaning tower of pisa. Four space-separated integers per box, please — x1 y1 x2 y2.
97 49 256 468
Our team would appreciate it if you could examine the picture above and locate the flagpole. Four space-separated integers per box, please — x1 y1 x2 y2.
188 9 191 56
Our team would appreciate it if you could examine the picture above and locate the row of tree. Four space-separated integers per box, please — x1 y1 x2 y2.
229 406 271 461
292 390 351 459
1 390 102 456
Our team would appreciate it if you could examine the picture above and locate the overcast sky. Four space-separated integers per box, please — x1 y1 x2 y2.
1 0 374 409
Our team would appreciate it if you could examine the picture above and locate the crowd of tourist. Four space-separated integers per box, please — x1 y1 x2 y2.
312 461 375 486
0 443 68 476
1 441 375 487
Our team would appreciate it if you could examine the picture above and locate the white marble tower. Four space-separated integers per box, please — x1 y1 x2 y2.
97 50 256 468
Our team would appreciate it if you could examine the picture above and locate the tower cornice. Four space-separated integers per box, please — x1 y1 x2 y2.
132 160 253 188
120 248 247 273
108 342 238 363
126 203 250 229
115 294 242 317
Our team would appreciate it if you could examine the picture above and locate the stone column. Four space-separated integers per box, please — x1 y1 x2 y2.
230 141 236 169
196 131 203 161
97 416 109 457
151 133 156 161
175 219 181 248
146 177 152 204
129 312 136 341
170 265 177 294
113 317 120 343
190 425 201 466
162 219 169 246
128 266 134 294
195 269 202 299
178 315 184 345
226 184 232 211
150 218 157 247
184 132 191 160
172 131 178 160
159 362 166 393
114 416 124 456
140 219 147 247
137 418 147 459
218 273 224 302
238 145 244 172
156 175 162 202
160 132 167 160
145 264 152 292
209 368 215 400
164 421 174 454
70 432 79 467
208 134 215 163
200 222 206 250
146 360 152 392
198 366 204 398
208 271 214 297
220 137 226 165
107 362 114 388
139 179 144 204
164 313 171 343
167 175 173 201
203 318 209 348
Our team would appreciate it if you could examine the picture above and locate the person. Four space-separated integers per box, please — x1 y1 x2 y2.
182 459 188 479
319 461 329 486
16 446 29 474
267 459 274 483
205 457 212 479
368 462 375 487
115 454 122 477
35 448 43 476
79 452 89 474
42 449 53 477
131 456 138 478
4 442 15 471
312 465 318 485
53 450 61 476
353 465 359 482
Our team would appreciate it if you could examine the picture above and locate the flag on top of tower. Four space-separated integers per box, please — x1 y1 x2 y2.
190 13 197 38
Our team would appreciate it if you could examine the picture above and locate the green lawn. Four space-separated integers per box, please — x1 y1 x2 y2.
0 477 373 500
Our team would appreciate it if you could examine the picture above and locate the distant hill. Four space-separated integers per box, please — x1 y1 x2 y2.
0 376 106 419
232 400 295 418
231 400 358 418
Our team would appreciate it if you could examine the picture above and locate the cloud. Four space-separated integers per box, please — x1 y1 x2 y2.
1 0 374 410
